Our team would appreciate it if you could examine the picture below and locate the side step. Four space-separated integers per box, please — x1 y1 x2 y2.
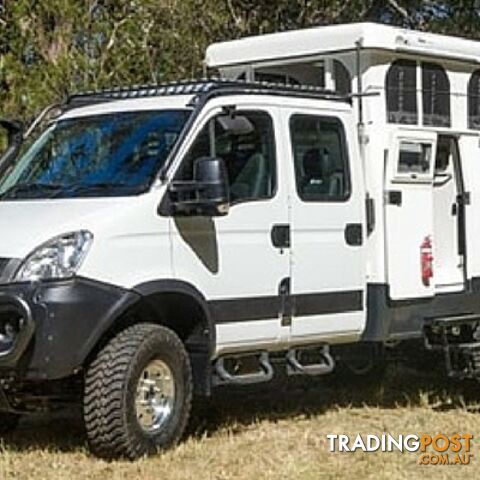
286 345 335 376
213 352 274 386
212 345 336 386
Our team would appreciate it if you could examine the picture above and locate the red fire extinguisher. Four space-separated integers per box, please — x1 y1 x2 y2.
420 235 433 287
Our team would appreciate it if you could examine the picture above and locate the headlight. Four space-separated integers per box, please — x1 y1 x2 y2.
15 230 93 282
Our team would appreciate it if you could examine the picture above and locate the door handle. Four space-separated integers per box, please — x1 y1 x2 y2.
271 224 290 249
387 190 402 206
345 223 363 246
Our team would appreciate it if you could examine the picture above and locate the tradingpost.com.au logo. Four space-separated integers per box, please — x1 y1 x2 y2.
326 434 474 465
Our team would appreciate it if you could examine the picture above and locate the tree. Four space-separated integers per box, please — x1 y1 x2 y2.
1 1 480 120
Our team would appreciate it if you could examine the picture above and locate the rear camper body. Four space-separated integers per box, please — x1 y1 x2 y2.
207 23 480 356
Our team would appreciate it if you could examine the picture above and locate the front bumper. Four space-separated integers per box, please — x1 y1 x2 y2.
0 277 139 381
0 293 34 367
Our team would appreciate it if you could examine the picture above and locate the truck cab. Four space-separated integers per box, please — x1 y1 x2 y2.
0 81 367 459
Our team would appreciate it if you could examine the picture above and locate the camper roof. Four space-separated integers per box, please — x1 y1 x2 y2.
205 22 480 68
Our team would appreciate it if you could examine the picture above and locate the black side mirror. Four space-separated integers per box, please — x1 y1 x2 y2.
170 156 230 216
0 119 24 173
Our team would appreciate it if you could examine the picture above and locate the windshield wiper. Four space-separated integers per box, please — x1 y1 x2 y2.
0 182 66 200
0 181 148 200
59 182 142 196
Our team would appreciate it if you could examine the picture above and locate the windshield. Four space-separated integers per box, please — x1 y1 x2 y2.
0 109 190 200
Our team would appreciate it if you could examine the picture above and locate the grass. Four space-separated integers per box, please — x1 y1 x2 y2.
1 364 480 480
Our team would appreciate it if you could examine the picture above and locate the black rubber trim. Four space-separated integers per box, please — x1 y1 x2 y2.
294 290 363 317
210 296 280 324
210 289 363 324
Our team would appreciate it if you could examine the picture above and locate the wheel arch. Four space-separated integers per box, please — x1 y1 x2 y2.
84 279 215 397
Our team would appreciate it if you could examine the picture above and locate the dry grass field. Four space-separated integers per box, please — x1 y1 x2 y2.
1 364 479 480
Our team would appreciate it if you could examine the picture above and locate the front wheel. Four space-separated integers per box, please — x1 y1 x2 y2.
83 323 193 459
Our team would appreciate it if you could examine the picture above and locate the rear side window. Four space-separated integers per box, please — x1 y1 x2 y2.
290 115 350 202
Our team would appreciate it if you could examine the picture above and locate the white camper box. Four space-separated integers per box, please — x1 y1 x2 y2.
206 23 480 341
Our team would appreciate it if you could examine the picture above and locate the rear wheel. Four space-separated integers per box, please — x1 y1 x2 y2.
83 323 193 459
0 412 20 435
337 343 386 381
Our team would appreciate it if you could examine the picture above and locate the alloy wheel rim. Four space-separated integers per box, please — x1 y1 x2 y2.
135 359 176 433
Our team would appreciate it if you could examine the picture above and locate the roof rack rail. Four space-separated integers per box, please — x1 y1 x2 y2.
66 78 348 106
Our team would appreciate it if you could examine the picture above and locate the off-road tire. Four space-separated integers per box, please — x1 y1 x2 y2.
83 323 193 459
336 343 386 383
0 412 20 435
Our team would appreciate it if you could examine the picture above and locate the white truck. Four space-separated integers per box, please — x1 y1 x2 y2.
0 22 479 459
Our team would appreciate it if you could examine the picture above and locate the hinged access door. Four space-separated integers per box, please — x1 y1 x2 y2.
433 135 466 293
385 132 437 300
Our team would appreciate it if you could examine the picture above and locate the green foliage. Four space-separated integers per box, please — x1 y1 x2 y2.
1 1 480 120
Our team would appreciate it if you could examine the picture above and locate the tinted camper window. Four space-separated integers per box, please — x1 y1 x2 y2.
422 62 451 127
398 142 432 175
386 59 417 125
333 60 351 95
468 70 480 130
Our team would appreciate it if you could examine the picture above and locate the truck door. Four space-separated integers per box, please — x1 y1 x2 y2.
433 135 466 293
285 111 367 343
384 132 437 300
170 106 291 354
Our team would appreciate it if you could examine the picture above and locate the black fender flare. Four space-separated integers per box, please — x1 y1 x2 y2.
132 279 215 355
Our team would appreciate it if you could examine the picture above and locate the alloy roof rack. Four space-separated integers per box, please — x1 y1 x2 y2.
66 78 349 106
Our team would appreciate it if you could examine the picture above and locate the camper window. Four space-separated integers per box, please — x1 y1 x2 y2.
397 141 432 178
333 60 351 95
468 70 480 130
422 62 451 127
386 59 417 125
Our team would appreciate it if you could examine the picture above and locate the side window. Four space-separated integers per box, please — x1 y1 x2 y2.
397 141 432 178
468 70 480 130
179 111 276 203
333 60 352 95
422 62 451 127
290 115 350 202
386 59 418 125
